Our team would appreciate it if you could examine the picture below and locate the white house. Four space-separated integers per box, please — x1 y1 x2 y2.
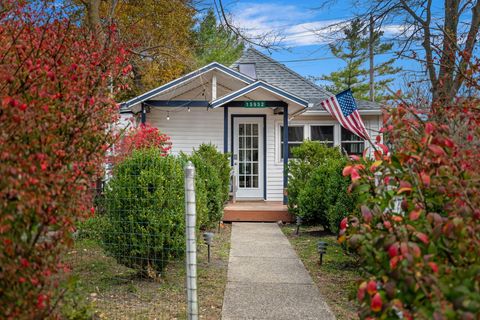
120 48 382 221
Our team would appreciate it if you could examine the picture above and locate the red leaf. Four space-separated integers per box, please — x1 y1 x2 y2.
367 280 377 295
390 256 399 270
420 172 430 186
361 205 373 223
428 261 438 273
415 232 429 244
425 123 435 135
377 143 389 154
428 144 446 156
409 210 421 221
388 243 399 258
358 282 367 301
350 169 361 182
444 138 455 148
342 165 353 177
371 293 383 312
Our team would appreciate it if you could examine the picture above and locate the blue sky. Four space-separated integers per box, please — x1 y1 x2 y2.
210 0 447 91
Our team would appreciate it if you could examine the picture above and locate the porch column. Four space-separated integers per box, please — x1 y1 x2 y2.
223 107 228 153
283 104 289 205
141 103 146 124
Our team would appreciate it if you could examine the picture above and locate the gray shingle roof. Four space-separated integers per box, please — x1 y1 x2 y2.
231 48 381 111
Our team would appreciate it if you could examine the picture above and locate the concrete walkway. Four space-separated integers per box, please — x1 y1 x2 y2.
222 223 335 320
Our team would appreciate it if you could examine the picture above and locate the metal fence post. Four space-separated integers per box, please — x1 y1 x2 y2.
184 161 198 320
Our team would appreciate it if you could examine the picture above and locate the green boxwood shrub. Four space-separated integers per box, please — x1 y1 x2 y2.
101 148 207 276
288 141 356 232
188 144 231 227
99 145 230 276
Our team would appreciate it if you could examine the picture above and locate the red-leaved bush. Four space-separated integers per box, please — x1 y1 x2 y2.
112 123 171 164
341 100 480 319
0 2 129 318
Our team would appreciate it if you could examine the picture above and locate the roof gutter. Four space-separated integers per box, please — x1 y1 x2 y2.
288 103 313 120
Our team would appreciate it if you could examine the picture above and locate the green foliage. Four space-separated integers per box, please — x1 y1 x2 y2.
194 8 245 67
342 103 480 318
288 141 356 232
101 149 195 276
59 277 95 320
320 18 400 101
188 144 231 227
100 145 229 276
76 215 108 241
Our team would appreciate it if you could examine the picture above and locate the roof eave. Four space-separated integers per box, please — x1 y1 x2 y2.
210 80 309 109
120 62 256 109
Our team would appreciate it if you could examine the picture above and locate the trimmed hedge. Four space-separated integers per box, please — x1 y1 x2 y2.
288 141 356 232
101 149 199 275
100 144 230 275
188 144 230 227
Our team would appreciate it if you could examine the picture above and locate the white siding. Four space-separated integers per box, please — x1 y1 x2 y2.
146 107 383 202
148 107 224 155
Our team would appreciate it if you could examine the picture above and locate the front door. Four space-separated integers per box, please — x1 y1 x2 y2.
234 117 264 199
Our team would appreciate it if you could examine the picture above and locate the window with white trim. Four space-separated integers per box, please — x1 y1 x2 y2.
341 127 365 155
280 125 304 159
310 125 334 147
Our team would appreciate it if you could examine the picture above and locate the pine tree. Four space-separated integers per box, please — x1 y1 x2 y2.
321 18 400 101
194 8 244 68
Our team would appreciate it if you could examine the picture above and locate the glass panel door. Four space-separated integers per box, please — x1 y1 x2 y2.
234 117 264 199
238 123 259 189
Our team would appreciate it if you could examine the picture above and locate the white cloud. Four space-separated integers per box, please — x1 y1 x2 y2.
229 2 406 47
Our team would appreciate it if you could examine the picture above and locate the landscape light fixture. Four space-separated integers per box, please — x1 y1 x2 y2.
317 241 328 266
166 111 170 120
203 232 214 263
295 216 302 235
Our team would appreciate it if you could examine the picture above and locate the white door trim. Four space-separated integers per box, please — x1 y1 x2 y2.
233 117 265 199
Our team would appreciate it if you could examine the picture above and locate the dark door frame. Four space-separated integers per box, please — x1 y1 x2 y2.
230 114 267 200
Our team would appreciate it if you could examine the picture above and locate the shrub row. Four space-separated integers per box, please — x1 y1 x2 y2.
99 144 230 276
187 144 231 227
288 141 356 233
342 103 480 318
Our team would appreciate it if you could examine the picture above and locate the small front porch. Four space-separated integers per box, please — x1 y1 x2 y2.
223 201 294 222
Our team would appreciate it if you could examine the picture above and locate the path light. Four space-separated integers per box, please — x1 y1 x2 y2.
318 241 328 266
295 216 302 235
203 232 214 263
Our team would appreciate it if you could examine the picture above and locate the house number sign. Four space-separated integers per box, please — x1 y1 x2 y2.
244 101 266 108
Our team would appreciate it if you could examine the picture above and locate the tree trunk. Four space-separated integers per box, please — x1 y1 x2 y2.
437 0 459 102
369 15 375 102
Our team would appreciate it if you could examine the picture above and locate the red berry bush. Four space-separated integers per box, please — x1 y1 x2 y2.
0 2 128 318
341 101 480 319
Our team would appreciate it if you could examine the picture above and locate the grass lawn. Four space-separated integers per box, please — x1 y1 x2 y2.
62 224 231 320
281 224 360 320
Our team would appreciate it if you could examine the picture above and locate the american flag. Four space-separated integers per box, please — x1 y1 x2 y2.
320 89 370 141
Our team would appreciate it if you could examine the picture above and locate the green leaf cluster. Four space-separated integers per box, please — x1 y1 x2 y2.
193 8 245 68
101 149 188 276
187 144 231 227
99 144 230 276
288 141 357 232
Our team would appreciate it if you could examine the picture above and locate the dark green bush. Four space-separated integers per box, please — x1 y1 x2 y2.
75 215 108 241
188 144 230 227
288 141 356 232
101 149 207 276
